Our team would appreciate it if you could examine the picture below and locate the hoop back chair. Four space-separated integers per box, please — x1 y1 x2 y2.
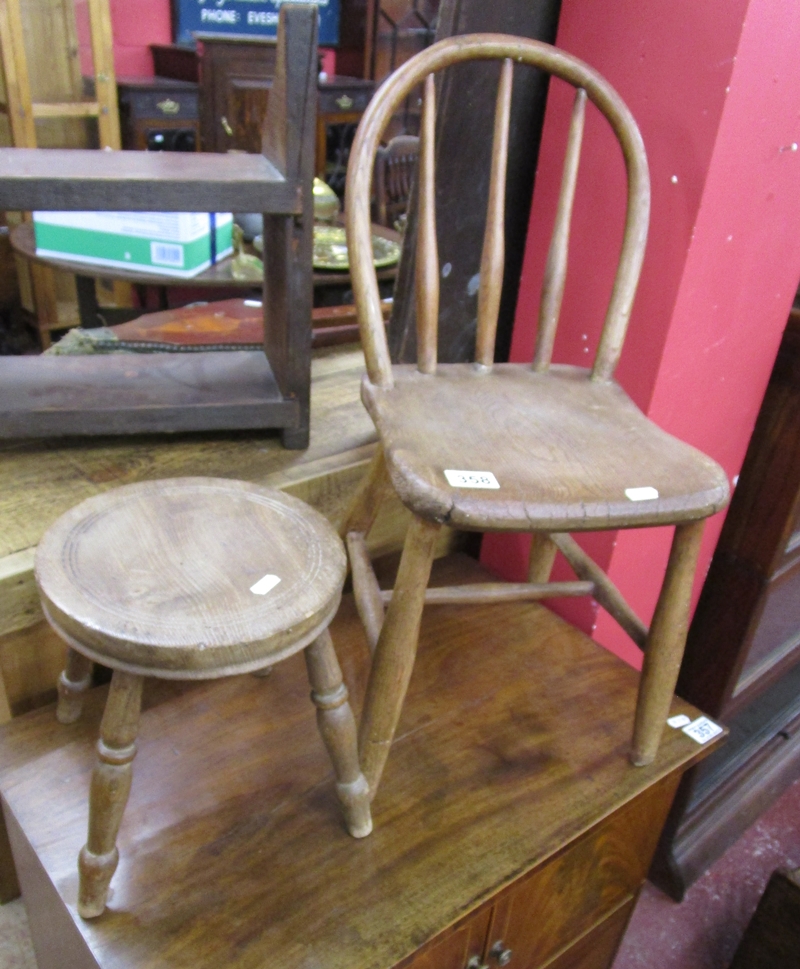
343 35 730 800
373 134 420 229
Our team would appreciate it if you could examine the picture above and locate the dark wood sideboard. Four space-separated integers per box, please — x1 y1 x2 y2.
651 305 800 899
152 38 374 187
0 555 722 969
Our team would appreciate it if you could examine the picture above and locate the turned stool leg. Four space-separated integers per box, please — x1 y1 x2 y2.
57 648 94 724
304 630 372 838
78 671 143 918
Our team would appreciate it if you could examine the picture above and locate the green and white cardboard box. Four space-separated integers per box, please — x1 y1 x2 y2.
33 211 234 278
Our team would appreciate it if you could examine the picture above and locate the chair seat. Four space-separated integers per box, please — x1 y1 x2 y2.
362 364 730 532
35 478 347 678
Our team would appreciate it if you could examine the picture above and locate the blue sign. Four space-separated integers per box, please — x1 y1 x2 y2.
174 0 339 46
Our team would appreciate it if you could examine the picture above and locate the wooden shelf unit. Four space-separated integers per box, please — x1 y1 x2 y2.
0 5 319 449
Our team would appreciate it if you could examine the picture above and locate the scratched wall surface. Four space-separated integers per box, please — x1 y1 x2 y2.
482 0 800 667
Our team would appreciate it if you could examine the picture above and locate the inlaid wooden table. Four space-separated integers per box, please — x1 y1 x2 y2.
0 555 725 969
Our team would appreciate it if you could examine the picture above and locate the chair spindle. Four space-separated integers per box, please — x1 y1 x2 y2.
533 87 587 372
416 72 439 374
475 58 514 368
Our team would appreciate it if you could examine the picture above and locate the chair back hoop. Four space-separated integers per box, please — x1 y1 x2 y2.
345 34 650 389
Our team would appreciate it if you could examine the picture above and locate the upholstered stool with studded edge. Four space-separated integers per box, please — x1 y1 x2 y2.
35 477 371 919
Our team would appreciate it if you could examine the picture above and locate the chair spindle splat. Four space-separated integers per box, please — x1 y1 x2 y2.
416 72 439 375
475 57 514 368
533 87 587 372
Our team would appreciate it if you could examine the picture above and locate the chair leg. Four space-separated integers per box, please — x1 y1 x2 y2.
78 670 143 919
527 533 558 583
358 514 441 798
56 648 94 724
630 520 705 766
305 629 372 838
338 445 391 540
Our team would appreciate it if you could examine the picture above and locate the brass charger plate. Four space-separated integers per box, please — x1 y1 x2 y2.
313 225 401 271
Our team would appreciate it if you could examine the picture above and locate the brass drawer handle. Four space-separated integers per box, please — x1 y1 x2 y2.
157 98 180 115
335 94 353 109
490 941 513 966
221 116 233 136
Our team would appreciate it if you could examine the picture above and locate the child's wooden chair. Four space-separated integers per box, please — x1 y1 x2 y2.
343 34 730 800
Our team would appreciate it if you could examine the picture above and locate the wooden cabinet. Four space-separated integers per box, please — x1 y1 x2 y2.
192 35 374 183
117 77 199 151
401 774 674 969
0 554 722 969
198 35 278 154
651 305 800 899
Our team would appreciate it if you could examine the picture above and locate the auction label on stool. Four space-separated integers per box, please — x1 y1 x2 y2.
250 574 281 595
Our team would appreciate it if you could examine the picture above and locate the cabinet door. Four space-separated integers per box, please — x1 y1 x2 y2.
484 776 677 969
540 899 635 969
200 41 277 153
225 77 273 153
400 906 491 969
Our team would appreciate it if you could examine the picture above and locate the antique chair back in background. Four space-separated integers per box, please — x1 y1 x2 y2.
343 34 730 800
372 134 419 229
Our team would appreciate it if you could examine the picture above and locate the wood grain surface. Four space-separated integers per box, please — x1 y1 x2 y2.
0 347 458 719
0 352 298 438
362 363 730 531
0 348 376 564
35 479 347 677
0 148 298 214
0 555 722 969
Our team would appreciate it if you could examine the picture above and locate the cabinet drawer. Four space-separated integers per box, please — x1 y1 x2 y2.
129 90 199 121
318 87 374 115
540 898 635 969
486 775 677 969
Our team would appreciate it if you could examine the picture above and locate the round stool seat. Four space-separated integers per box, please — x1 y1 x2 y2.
35 477 347 678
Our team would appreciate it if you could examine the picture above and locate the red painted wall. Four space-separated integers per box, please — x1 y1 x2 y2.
482 0 800 667
75 0 171 78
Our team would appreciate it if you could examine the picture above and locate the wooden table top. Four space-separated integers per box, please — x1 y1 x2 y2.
0 346 374 565
0 554 723 969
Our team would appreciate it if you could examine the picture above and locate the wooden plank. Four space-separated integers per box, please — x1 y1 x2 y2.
0 148 297 213
0 619 64 717
0 547 37 637
31 101 100 118
0 0 36 146
261 4 318 448
0 555 723 969
0 352 298 438
86 0 121 150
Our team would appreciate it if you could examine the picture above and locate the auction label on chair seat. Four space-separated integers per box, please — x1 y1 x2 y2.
444 470 500 489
